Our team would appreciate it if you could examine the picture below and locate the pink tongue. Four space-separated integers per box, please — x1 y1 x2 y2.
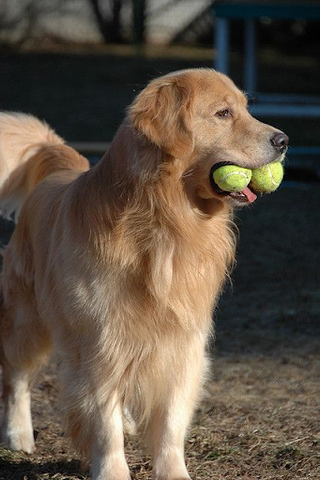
242 186 257 203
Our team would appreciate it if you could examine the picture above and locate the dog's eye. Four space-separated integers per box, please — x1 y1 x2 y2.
216 109 231 118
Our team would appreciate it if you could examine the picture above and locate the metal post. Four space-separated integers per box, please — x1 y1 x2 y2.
214 18 229 74
244 18 257 93
133 0 146 44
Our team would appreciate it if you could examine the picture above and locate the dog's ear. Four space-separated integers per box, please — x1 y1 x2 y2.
129 76 194 158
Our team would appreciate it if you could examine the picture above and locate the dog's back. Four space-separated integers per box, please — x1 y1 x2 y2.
0 112 89 221
0 114 91 455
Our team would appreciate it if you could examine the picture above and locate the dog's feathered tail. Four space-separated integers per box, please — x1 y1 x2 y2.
0 112 89 221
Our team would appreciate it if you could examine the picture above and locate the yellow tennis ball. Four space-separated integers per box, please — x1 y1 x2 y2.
212 165 252 192
250 162 284 193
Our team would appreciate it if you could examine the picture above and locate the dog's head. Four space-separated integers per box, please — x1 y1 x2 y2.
129 69 288 208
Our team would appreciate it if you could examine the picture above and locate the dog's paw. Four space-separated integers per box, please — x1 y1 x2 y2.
1 427 35 454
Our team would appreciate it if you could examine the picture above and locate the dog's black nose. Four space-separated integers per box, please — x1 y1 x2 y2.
270 132 289 154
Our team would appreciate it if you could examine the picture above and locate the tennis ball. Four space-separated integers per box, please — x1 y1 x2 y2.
212 165 252 192
250 162 284 193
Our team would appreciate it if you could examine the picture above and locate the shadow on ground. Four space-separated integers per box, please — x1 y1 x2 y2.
0 452 83 480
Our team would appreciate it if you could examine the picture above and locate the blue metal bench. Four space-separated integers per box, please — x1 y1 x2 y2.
212 1 320 118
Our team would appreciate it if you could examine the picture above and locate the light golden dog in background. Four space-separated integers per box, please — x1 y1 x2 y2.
0 69 287 480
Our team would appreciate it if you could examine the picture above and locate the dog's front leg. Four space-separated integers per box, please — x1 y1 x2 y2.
89 392 131 480
147 349 208 480
1 368 36 454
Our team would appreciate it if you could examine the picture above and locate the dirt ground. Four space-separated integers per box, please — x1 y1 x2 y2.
0 46 319 479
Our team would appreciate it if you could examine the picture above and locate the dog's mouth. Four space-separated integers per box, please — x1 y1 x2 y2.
210 163 258 205
227 187 257 204
209 157 285 206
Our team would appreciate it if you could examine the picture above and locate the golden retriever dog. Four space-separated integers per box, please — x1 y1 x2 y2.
0 69 288 479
